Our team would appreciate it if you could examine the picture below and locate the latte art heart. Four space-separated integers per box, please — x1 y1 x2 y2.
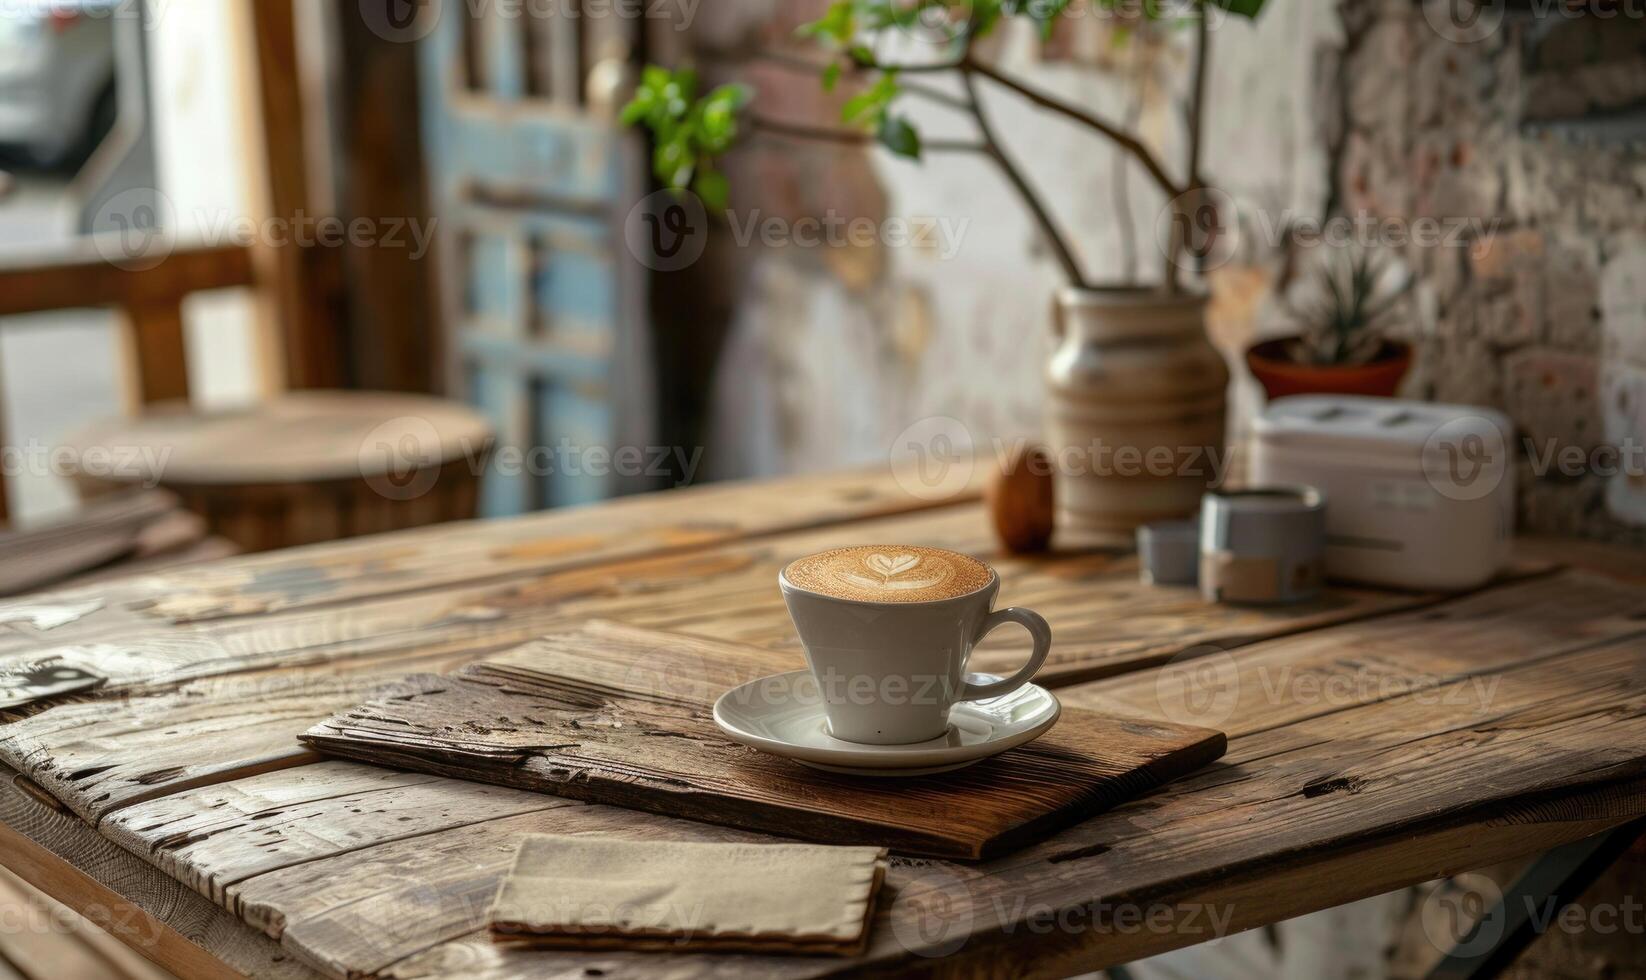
865 553 920 578
784 544 993 603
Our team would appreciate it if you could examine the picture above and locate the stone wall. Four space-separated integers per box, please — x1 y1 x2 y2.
1327 1 1646 543
692 0 1646 545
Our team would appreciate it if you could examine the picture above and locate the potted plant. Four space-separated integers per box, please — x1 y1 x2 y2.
1247 247 1415 401
623 0 1267 533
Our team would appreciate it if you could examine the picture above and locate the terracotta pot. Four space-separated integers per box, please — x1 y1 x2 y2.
1045 288 1230 534
1245 337 1413 401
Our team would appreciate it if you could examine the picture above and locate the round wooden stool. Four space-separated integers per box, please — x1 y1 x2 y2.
63 391 494 552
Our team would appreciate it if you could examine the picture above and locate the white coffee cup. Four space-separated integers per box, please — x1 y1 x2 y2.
779 551 1052 745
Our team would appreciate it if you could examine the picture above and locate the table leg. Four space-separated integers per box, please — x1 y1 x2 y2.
1425 818 1646 980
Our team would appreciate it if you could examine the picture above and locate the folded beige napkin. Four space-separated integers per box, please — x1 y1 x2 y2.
488 835 888 955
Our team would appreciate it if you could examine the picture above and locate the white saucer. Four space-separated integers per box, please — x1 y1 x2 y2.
712 670 1061 777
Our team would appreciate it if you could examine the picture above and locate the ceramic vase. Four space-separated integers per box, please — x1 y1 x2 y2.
1045 287 1230 534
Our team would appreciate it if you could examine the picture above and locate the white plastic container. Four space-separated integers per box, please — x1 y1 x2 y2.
1250 395 1516 591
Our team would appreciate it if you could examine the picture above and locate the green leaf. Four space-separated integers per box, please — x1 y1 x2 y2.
821 61 842 92
797 0 857 44
696 82 751 153
653 137 696 190
640 64 673 91
619 94 652 127
841 71 901 128
693 167 731 212
1206 0 1266 17
878 115 922 159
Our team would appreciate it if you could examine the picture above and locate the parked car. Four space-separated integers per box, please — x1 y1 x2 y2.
0 1 117 170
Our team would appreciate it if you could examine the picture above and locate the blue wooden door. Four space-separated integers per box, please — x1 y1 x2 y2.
419 2 651 516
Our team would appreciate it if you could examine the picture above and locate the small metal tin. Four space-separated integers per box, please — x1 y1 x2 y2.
1137 520 1200 586
1200 487 1328 605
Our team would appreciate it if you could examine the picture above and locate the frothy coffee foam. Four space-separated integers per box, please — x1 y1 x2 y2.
783 545 993 603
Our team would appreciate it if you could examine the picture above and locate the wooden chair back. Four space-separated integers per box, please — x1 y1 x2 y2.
0 242 257 524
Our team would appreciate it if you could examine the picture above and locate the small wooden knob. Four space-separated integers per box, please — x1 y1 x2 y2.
987 445 1055 554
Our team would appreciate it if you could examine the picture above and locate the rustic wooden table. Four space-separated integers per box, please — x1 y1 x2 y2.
0 467 1643 979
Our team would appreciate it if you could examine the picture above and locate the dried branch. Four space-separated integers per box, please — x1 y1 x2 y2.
1168 6 1213 293
1115 88 1144 285
723 48 975 112
749 115 984 154
964 57 1184 200
960 68 1088 288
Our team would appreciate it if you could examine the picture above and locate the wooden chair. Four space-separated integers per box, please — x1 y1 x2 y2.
0 3 490 551
0 241 254 525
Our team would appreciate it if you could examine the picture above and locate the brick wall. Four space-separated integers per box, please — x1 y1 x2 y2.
1326 1 1646 543
694 0 1646 545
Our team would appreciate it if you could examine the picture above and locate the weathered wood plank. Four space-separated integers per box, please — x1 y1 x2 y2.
1063 570 1646 735
0 455 1638 980
0 673 403 825
102 762 581 907
0 574 1638 978
184 630 1646 980
0 506 1493 712
299 623 1227 861
838 637 1646 975
384 795 1643 980
133 468 984 626
230 805 776 979
0 769 313 980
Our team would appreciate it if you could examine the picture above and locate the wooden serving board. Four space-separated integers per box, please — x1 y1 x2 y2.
301 622 1226 860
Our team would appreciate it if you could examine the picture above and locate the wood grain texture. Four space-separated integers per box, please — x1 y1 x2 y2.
103 762 580 907
1063 569 1646 736
0 465 976 650
0 467 1641 980
0 673 404 824
299 623 1227 860
317 632 1646 980
0 770 313 980
0 490 225 598
0 504 1502 715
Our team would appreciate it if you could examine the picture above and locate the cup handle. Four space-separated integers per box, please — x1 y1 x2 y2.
958 607 1052 702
